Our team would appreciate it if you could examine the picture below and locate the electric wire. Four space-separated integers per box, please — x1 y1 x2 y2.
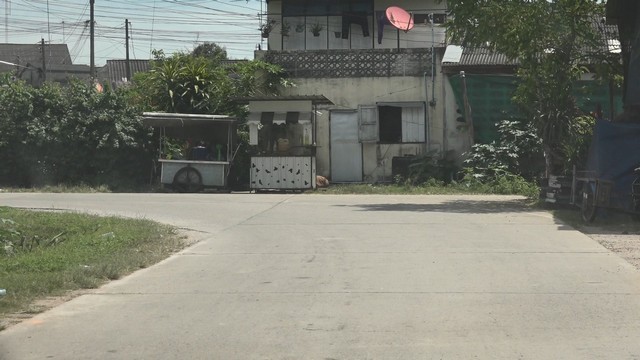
6 0 263 64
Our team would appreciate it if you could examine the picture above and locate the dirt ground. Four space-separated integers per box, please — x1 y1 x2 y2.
567 210 640 269
588 232 640 269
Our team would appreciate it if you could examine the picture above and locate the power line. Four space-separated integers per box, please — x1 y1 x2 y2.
5 0 264 64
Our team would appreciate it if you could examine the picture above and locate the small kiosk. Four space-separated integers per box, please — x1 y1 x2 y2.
143 112 237 192
240 96 333 191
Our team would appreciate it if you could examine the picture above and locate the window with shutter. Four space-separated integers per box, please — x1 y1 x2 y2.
358 105 379 142
376 102 426 143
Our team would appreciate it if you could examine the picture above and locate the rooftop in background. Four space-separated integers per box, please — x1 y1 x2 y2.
442 47 517 73
442 18 620 74
235 95 334 105
98 59 151 88
0 43 72 72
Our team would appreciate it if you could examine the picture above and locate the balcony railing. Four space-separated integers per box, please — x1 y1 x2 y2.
263 48 433 78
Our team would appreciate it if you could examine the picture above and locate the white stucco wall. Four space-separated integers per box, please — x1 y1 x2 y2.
292 76 431 180
282 67 468 181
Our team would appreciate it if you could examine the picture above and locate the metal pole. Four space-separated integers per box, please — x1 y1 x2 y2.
41 38 46 82
46 0 51 44
430 13 436 105
125 19 131 81
90 0 95 79
5 0 9 43
461 71 474 144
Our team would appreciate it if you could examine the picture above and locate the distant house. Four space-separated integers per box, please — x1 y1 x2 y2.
0 43 89 86
98 59 151 89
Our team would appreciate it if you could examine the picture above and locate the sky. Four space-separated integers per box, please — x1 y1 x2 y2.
1 0 265 66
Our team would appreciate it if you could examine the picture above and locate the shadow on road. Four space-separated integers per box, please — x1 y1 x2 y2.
336 199 533 214
552 207 640 235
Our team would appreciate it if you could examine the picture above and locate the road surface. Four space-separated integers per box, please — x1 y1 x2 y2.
1 193 640 359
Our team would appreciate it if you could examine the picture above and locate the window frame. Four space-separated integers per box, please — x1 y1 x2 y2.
376 102 427 144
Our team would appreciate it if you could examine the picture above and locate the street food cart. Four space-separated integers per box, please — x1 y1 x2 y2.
240 96 333 191
142 112 237 192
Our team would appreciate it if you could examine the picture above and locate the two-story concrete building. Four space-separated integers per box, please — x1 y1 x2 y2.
254 0 469 183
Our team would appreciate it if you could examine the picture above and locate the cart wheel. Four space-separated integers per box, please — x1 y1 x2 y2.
173 167 203 193
581 183 597 223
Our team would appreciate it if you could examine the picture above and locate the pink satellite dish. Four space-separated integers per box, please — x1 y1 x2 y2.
386 6 414 32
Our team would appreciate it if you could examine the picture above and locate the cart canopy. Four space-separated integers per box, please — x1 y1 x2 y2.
142 112 236 127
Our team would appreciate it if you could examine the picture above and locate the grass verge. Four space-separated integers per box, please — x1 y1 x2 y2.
0 184 112 193
0 207 186 325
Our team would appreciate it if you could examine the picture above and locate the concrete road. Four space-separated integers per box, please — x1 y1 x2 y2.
1 193 640 359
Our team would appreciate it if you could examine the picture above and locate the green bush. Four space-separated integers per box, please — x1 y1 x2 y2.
464 119 544 182
459 170 540 199
0 77 153 190
399 152 459 186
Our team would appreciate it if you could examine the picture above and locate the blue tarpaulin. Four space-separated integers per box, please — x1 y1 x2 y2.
587 120 640 211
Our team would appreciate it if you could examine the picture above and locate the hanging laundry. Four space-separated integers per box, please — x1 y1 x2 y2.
376 11 391 44
341 12 370 39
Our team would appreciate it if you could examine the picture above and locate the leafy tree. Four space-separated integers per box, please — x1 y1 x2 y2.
229 60 294 99
0 76 153 189
135 49 291 116
443 0 613 176
135 53 231 114
192 42 228 63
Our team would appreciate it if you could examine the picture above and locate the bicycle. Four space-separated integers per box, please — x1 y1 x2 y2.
577 166 640 222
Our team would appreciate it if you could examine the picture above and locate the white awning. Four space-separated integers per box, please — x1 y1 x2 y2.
247 111 313 125
442 45 464 63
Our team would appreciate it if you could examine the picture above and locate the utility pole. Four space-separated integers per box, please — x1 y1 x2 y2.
41 38 46 81
90 0 95 79
5 0 9 43
125 19 131 82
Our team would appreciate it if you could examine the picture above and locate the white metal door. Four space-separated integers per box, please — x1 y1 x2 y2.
330 111 363 182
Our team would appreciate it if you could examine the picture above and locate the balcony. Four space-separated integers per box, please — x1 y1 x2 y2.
261 48 433 78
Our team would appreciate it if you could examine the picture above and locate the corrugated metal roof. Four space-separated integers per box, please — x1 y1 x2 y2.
235 95 334 105
103 59 151 83
220 59 249 67
444 47 517 67
0 43 72 72
443 19 620 70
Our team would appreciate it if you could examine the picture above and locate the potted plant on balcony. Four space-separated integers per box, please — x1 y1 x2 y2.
260 20 276 38
281 21 291 36
295 23 305 33
310 23 324 37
